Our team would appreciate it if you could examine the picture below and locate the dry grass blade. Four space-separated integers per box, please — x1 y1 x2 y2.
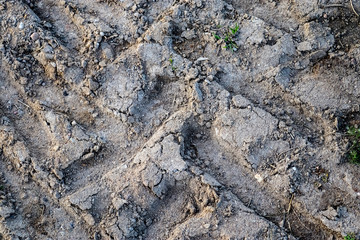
287 194 294 213
350 0 360 17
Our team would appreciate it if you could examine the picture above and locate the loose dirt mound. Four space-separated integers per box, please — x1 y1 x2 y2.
0 0 360 239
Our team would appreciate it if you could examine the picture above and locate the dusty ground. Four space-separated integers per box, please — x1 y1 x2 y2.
1 0 360 239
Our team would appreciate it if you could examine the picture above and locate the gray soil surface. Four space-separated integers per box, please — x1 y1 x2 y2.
1 0 360 239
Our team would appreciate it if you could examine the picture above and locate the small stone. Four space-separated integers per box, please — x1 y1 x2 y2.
254 174 264 183
82 152 94 161
181 29 196 40
81 60 88 68
89 79 100 91
43 45 53 54
185 68 199 81
320 207 337 221
275 67 292 90
20 77 28 85
54 192 61 199
93 145 100 152
52 169 64 179
297 41 312 52
45 53 54 60
99 60 107 67
278 121 286 129
94 232 101 240
193 81 203 101
190 166 203 175
35 78 43 85
83 213 95 226
101 43 114 60
20 192 28 199
82 87 92 96
201 173 222 187
44 22 52 28
112 197 127 210
30 32 39 41
232 95 251 108
18 22 24 30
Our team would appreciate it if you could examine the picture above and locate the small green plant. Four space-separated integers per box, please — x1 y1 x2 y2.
213 23 239 52
230 23 240 35
213 33 221 40
169 56 176 72
347 125 360 164
344 233 356 240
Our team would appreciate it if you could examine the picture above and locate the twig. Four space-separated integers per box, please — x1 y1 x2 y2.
287 194 294 213
350 0 360 17
17 100 31 109
287 219 292 232
321 4 345 8
247 198 252 208
321 2 359 17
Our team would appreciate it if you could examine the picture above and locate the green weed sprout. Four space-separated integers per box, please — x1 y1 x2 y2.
213 23 239 52
347 126 360 164
169 56 176 72
230 23 239 35
344 233 356 240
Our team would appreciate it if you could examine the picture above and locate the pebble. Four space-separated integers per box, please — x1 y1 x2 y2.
193 81 203 101
83 213 95 226
81 60 88 68
99 60 107 67
254 174 264 183
54 191 61 199
30 32 39 41
201 173 221 187
18 22 24 30
20 192 28 199
20 77 28 85
185 68 199 81
297 41 312 52
53 169 64 179
93 144 100 152
82 152 94 161
43 45 53 53
112 198 127 210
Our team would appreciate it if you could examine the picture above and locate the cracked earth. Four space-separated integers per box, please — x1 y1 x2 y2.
1 0 360 239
